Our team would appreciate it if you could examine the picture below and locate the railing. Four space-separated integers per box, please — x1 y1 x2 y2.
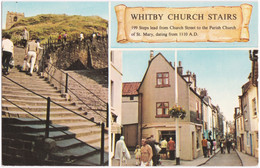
2 75 106 165
42 62 108 124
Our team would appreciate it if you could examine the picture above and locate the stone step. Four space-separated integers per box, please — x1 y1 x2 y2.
3 123 69 133
2 90 63 97
50 144 97 162
2 110 86 119
2 81 59 90
78 134 109 150
4 130 76 141
55 138 85 150
3 94 66 101
2 99 75 107
70 127 102 137
71 151 109 166
2 117 48 125
2 104 82 113
2 85 60 93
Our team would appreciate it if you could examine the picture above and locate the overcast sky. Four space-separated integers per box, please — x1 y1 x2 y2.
122 49 252 122
2 1 109 29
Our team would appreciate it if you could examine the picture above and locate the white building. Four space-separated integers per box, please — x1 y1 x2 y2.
110 51 123 158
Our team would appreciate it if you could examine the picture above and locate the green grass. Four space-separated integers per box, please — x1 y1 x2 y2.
3 14 108 44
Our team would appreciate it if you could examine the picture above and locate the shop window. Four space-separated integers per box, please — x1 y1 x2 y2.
156 72 170 87
156 102 169 118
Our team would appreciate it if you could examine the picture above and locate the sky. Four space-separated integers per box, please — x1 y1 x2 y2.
122 49 252 122
2 1 109 29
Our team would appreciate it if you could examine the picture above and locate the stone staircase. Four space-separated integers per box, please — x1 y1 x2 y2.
2 65 108 165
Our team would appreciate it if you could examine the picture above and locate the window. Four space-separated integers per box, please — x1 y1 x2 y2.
110 80 114 107
156 72 170 87
252 98 257 116
13 16 17 22
196 102 200 120
156 102 169 117
130 96 134 100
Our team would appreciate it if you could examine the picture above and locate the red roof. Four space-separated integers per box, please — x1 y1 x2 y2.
122 82 140 96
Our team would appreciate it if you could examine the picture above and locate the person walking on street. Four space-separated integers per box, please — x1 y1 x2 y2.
134 145 141 166
227 139 232 154
202 137 208 158
114 136 131 166
220 140 225 154
160 137 168 159
146 135 159 166
2 33 14 75
213 139 217 154
168 137 176 160
22 27 29 48
207 139 211 157
140 139 153 166
210 139 213 155
25 36 39 76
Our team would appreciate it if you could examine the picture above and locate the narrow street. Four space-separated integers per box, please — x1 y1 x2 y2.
202 150 242 166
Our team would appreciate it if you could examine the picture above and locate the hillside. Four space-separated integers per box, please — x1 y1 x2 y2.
3 14 108 44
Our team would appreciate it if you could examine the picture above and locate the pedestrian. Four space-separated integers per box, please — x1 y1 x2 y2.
25 35 39 76
210 138 213 155
140 139 153 166
147 135 159 166
160 137 168 159
22 27 29 48
114 136 131 166
207 139 211 157
227 139 232 154
58 33 62 43
213 139 217 154
232 140 235 151
63 31 67 42
220 140 225 154
80 32 84 41
2 33 14 75
134 145 141 166
34 38 43 72
202 137 208 157
167 137 176 160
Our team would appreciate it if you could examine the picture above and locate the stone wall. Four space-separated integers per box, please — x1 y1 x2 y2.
42 36 108 71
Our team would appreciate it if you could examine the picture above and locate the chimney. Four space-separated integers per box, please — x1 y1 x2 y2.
177 61 183 76
150 50 154 60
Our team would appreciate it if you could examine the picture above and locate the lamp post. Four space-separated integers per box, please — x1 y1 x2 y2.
169 50 186 165
175 51 180 165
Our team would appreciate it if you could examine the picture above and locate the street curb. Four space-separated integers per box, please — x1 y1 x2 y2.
234 149 244 166
198 149 220 166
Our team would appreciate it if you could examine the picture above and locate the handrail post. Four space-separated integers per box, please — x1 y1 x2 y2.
65 73 68 93
100 122 105 165
45 97 51 138
106 103 109 127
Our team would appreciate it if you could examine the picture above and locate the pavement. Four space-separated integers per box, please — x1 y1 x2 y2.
112 148 220 166
235 149 259 166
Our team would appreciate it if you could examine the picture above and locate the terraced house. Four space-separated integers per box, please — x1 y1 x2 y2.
235 50 258 158
136 51 204 160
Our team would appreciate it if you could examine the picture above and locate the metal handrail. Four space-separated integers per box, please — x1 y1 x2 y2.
43 68 106 120
2 96 102 153
2 76 106 165
3 75 100 125
46 62 107 106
